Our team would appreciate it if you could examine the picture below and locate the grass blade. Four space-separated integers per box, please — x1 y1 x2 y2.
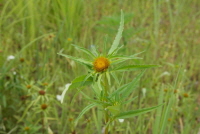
115 104 163 119
112 64 158 72
75 103 97 126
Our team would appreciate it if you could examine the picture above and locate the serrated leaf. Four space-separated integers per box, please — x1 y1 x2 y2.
110 72 120 86
57 52 92 67
75 103 97 125
107 105 121 115
71 44 96 58
90 45 99 57
61 75 93 103
70 75 93 89
122 96 138 104
115 104 163 119
110 51 145 60
109 70 145 99
109 45 124 56
112 64 158 72
108 10 124 55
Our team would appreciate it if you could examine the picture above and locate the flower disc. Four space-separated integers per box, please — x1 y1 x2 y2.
93 57 110 72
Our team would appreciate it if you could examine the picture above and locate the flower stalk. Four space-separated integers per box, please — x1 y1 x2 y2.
104 73 109 134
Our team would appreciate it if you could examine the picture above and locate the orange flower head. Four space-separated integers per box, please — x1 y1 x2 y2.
93 57 110 72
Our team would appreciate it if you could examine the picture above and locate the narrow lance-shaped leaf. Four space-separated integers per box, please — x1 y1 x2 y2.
57 51 92 67
115 104 163 119
71 44 96 58
69 74 93 89
109 70 145 98
122 96 138 105
60 75 93 103
112 64 158 72
110 54 142 60
108 10 124 55
74 103 97 125
90 45 99 57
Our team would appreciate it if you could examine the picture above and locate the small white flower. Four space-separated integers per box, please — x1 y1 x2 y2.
162 71 170 76
13 72 16 75
142 88 146 97
65 83 71 89
159 71 170 77
56 95 62 101
118 119 124 123
60 83 71 103
7 55 15 61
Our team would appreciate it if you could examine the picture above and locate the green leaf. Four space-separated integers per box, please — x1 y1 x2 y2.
57 51 92 67
62 74 94 103
122 96 138 105
106 71 111 85
112 64 158 72
110 72 120 86
108 10 124 55
110 55 142 65
109 45 124 57
109 70 145 99
70 74 93 89
115 104 163 119
90 45 99 57
75 103 97 125
71 44 96 58
107 105 121 115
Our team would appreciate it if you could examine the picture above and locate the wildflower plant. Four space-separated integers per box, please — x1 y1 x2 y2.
58 10 161 134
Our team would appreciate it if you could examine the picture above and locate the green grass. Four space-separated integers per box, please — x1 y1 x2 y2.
0 0 200 134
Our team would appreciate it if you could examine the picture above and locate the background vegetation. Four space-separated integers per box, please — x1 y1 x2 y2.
0 0 200 133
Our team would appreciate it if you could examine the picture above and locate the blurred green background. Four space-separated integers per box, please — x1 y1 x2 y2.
0 0 200 133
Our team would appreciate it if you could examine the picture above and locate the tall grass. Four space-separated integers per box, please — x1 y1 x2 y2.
0 0 200 133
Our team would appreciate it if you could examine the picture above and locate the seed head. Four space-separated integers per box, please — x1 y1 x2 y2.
183 93 189 98
168 118 172 122
93 57 110 72
26 85 31 89
164 89 168 92
41 104 48 110
174 89 178 94
24 127 30 131
20 95 29 101
20 58 24 63
43 83 48 86
39 90 45 95
68 118 73 122
67 38 72 42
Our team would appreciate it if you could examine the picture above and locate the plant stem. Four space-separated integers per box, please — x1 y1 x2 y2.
42 112 45 134
104 73 109 134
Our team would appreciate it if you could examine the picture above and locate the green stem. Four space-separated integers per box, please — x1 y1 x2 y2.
104 73 109 134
